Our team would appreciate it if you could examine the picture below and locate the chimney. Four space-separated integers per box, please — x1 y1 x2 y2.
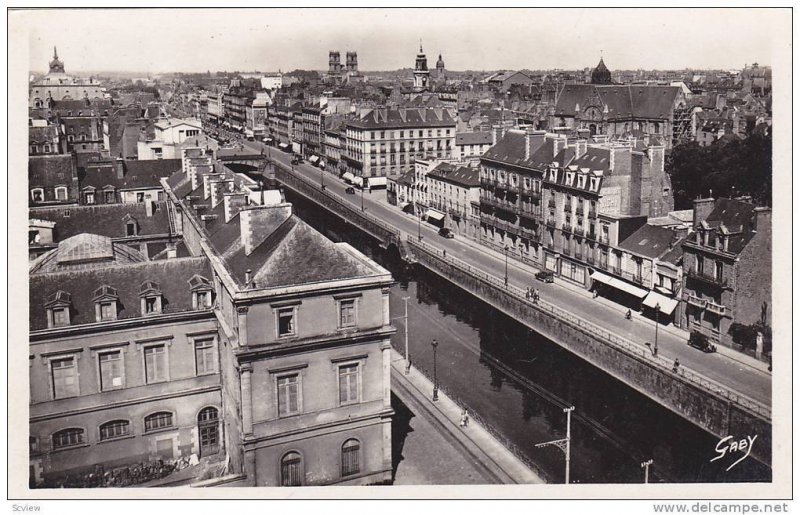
525 128 546 160
647 145 665 175
753 206 771 231
575 139 588 159
552 135 568 156
145 200 154 217
166 243 177 259
245 269 252 286
223 191 249 223
203 173 225 200
239 203 293 256
200 214 218 228
209 180 225 209
115 158 125 179
692 197 716 226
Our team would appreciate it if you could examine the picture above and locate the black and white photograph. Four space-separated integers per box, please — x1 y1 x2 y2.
6 4 794 511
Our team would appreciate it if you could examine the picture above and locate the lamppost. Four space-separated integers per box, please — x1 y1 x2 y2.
361 185 365 212
320 166 325 190
535 405 575 484
641 459 654 484
418 210 423 241
504 245 510 287
653 303 660 357
431 339 439 401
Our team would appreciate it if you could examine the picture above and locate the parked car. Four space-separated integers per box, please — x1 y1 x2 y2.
291 157 304 165
345 187 356 194
688 331 717 353
535 270 555 283
438 227 455 239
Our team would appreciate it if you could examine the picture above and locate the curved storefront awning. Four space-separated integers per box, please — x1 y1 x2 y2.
590 271 648 299
342 172 355 183
309 155 319 164
642 291 679 315
278 142 290 149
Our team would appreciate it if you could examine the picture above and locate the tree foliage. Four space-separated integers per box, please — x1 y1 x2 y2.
666 132 772 209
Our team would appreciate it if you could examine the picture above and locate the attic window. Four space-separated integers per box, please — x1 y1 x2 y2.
188 275 213 309
45 290 72 328
31 188 44 202
93 285 119 322
140 281 163 316
578 175 586 189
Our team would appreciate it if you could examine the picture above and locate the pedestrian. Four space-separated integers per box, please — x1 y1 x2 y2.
625 309 632 320
592 289 599 299
534 289 540 303
672 358 680 373
460 408 470 427
525 288 531 300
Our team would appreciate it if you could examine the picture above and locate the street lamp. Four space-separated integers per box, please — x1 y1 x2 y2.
535 405 575 484
431 339 439 401
418 210 423 241
641 459 654 484
504 245 510 287
653 303 660 357
361 185 365 212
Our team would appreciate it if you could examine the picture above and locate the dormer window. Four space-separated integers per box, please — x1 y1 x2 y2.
140 281 163 316
578 174 586 189
188 275 213 309
93 285 119 322
31 188 44 202
45 290 72 328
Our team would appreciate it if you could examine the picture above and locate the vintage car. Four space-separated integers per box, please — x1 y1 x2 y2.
688 331 717 353
344 186 356 195
535 270 555 283
438 227 455 239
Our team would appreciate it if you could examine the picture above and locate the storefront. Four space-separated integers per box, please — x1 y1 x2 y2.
544 251 559 272
641 290 679 324
425 209 446 228
559 258 586 285
590 270 649 310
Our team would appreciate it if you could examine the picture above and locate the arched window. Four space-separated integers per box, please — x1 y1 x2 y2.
99 420 130 441
280 451 303 486
341 439 361 477
144 411 173 432
197 407 219 457
52 428 84 450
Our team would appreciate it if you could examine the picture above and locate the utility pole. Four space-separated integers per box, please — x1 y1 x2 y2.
431 339 439 401
641 459 653 484
504 245 509 287
653 303 660 357
535 405 575 484
418 210 423 241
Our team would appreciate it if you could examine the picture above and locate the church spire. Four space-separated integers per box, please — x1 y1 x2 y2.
53 46 58 60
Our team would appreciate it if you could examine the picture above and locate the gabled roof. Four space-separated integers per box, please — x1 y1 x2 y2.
701 197 761 254
29 257 212 330
617 224 680 259
29 125 59 144
481 130 556 171
554 84 681 120
29 202 172 241
30 234 149 273
29 155 76 189
347 108 456 129
428 163 480 188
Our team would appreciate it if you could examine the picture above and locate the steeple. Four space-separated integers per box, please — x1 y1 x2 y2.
590 55 612 85
413 42 430 92
48 45 65 74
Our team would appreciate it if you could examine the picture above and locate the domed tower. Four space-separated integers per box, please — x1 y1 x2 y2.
413 43 430 92
590 57 612 85
436 53 445 80
48 46 65 75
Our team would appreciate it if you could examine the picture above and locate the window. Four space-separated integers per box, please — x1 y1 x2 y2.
84 192 95 205
339 299 356 328
52 308 68 327
697 255 705 275
126 221 137 237
280 452 303 486
55 187 67 201
715 261 723 282
51 357 78 399
197 407 219 457
136 192 145 203
277 307 296 337
31 188 44 202
341 439 361 477
144 412 173 432
99 351 123 391
338 364 359 405
105 191 115 204
99 420 130 441
277 374 300 416
144 345 167 383
52 428 84 450
196 291 211 309
144 297 158 314
194 338 216 375
99 302 115 321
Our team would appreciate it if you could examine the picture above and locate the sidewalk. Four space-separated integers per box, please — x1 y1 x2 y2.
459 234 771 376
390 349 545 485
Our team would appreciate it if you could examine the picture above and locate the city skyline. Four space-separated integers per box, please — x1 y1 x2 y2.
20 8 780 74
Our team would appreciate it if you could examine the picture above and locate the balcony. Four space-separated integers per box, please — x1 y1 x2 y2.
687 269 728 288
588 209 597 219
548 198 556 209
519 208 541 220
598 235 610 245
586 256 596 265
576 206 585 216
561 223 572 234
545 217 556 228
573 226 585 237
563 204 572 213
686 294 707 309
522 190 541 201
706 301 727 316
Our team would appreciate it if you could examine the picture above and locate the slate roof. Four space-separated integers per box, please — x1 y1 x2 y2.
348 108 456 129
29 257 212 330
29 155 76 189
394 170 416 187
617 224 680 259
29 125 59 144
29 202 172 241
481 130 557 171
455 132 493 146
428 163 480 188
80 159 181 191
700 198 760 254
554 84 681 120
570 147 612 174
30 234 148 274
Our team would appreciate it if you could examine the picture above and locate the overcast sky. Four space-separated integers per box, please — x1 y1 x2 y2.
16 8 785 74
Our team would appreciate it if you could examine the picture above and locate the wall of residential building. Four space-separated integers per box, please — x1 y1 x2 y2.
732 209 772 331
29 316 221 482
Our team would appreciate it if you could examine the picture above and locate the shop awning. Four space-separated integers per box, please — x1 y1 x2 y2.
642 291 679 315
278 142 290 149
425 209 446 221
342 172 355 183
590 271 648 299
399 202 410 210
309 155 319 164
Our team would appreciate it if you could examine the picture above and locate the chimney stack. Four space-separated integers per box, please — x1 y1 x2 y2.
145 199 154 217
115 158 125 179
223 191 249 223
525 128 546 161
575 139 588 159
239 203 293 256
203 173 225 200
692 197 716 226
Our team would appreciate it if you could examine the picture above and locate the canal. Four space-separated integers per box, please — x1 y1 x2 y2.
286 190 771 484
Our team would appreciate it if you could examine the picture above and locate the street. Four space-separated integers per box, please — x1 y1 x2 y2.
233 135 772 407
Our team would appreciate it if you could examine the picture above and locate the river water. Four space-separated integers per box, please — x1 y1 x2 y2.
287 190 771 484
